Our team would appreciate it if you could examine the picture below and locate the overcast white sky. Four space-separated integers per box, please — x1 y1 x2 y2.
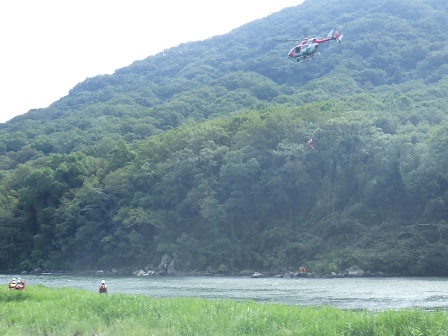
0 1 304 123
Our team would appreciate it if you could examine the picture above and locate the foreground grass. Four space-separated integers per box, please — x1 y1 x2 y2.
1 285 447 335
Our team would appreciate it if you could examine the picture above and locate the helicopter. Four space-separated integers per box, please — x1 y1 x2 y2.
286 29 343 62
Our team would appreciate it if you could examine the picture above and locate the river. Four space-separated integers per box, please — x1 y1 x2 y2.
2 274 448 311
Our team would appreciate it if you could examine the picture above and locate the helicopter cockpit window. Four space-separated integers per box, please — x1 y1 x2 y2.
295 46 301 53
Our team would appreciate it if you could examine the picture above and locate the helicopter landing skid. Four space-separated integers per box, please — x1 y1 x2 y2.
296 53 320 62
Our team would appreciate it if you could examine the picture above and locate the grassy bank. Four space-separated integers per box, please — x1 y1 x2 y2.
1 285 447 335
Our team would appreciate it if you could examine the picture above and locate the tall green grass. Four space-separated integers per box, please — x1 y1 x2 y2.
0 285 447 335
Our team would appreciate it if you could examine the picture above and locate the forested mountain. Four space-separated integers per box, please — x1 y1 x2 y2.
1 0 448 275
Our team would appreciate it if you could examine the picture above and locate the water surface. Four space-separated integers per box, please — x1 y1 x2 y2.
2 274 448 311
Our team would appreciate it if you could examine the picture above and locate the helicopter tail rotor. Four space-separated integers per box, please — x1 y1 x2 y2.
332 28 343 42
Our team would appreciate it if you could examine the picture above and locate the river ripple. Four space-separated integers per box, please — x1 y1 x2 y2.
2 274 448 311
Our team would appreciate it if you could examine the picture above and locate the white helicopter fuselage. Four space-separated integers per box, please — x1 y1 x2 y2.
288 43 319 61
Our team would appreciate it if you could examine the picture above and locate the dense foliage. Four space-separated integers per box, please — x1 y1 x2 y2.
1 0 448 275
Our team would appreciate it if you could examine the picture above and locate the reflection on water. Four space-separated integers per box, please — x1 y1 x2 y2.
1 274 448 310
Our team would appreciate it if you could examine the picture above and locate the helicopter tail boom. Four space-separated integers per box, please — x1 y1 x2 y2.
332 29 342 41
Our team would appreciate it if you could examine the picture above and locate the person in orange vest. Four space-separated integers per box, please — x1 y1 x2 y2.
8 278 17 290
99 280 108 294
299 266 309 273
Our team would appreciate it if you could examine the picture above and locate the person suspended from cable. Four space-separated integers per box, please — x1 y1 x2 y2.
306 138 314 150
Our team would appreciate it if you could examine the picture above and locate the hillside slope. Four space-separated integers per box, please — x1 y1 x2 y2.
1 0 447 159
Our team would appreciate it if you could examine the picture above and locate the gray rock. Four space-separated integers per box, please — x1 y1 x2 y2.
157 254 175 274
251 272 266 278
346 266 364 277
